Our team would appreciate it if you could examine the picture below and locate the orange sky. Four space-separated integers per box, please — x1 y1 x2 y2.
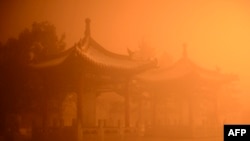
1 0 250 102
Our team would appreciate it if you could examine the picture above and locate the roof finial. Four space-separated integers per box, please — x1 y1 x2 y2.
85 18 91 36
182 43 187 58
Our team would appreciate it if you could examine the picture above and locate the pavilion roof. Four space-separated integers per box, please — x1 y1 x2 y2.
136 44 238 85
28 19 157 75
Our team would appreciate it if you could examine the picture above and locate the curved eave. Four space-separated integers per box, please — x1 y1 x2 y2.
136 56 238 84
77 47 157 75
75 36 157 74
27 47 75 70
90 38 130 60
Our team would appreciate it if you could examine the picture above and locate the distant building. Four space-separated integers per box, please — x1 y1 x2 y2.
135 44 238 137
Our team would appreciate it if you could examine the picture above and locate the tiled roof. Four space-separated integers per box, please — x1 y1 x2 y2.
29 19 157 75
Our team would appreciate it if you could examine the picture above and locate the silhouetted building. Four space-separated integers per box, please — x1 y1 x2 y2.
28 18 157 141
135 44 238 137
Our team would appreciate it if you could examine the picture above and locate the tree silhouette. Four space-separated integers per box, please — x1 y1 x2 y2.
0 21 66 134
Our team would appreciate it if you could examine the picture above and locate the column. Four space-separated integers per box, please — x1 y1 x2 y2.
124 81 130 127
188 93 195 137
78 87 96 127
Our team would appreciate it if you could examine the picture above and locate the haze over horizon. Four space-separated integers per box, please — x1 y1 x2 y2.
1 0 250 108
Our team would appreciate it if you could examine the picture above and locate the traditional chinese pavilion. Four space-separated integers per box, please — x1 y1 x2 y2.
29 18 157 131
135 44 238 137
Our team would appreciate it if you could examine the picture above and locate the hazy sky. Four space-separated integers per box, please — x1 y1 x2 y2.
1 0 250 99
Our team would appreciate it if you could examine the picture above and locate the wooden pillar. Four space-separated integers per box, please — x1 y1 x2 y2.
76 87 83 141
80 89 96 127
81 74 97 127
179 97 187 126
138 92 143 127
76 119 83 141
188 99 194 125
76 75 97 141
188 93 195 137
151 96 156 127
214 90 219 123
78 78 96 127
124 81 130 127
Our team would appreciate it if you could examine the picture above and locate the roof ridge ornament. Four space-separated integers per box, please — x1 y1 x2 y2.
85 18 91 37
182 43 187 58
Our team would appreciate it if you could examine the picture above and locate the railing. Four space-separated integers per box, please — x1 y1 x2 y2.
30 126 138 141
3 125 222 141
